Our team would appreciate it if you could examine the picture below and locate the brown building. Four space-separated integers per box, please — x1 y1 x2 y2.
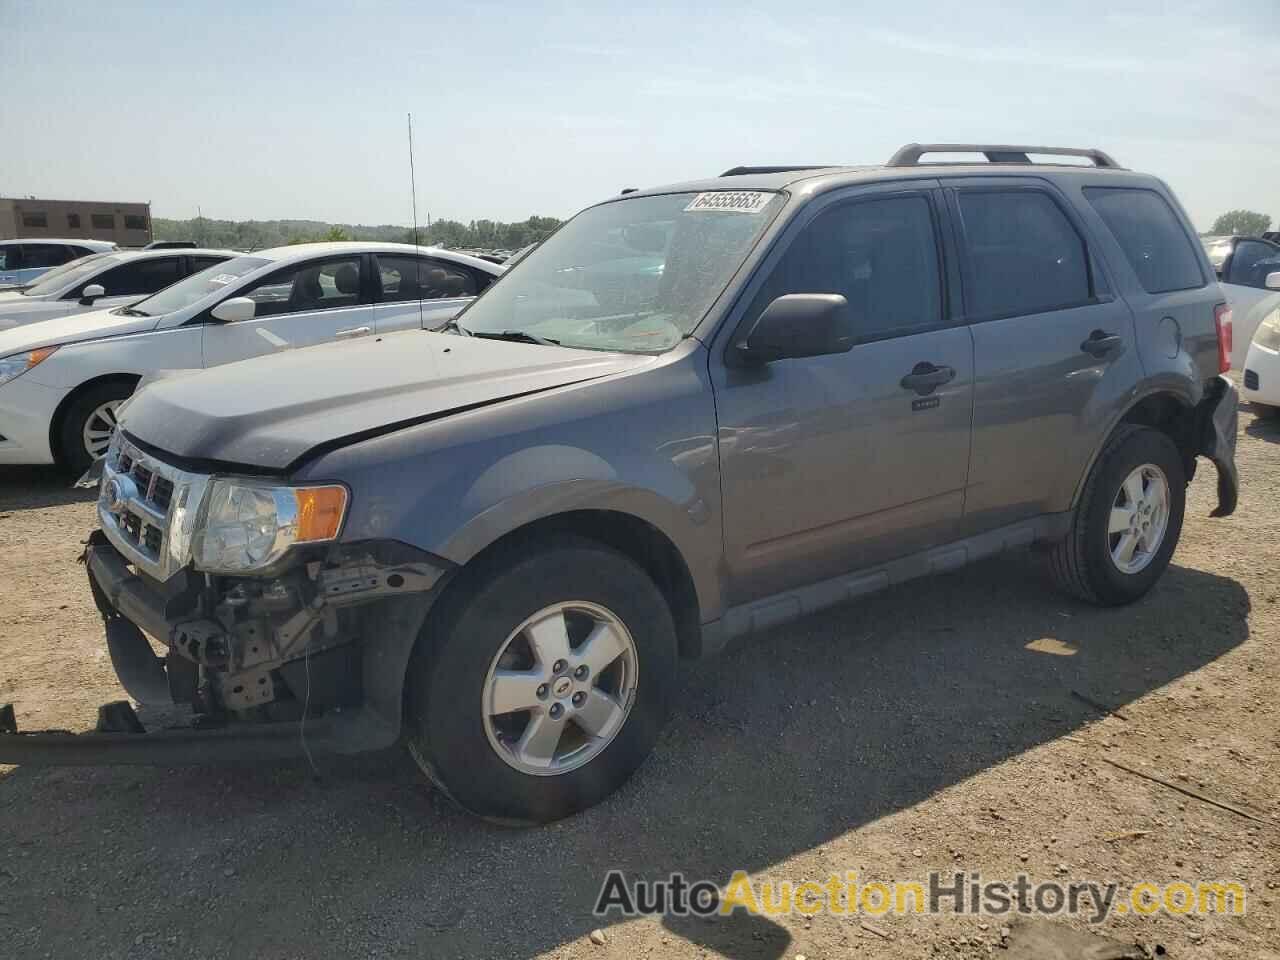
0 197 152 246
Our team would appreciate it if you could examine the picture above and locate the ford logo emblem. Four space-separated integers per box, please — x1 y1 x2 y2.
102 475 137 513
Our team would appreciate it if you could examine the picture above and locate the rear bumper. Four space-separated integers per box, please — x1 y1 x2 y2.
1242 343 1280 407
1196 375 1239 518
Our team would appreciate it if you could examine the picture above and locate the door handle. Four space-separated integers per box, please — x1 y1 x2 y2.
900 362 956 396
1080 330 1122 357
334 325 372 339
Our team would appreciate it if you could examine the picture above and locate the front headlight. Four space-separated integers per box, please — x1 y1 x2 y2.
1254 310 1280 352
0 346 57 388
192 478 348 574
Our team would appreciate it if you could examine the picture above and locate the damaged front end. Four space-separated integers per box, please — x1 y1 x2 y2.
0 439 453 766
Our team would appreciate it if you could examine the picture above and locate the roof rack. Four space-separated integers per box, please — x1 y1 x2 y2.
887 143 1121 169
719 165 835 177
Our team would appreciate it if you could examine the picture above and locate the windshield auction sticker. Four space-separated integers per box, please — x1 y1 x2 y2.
684 191 774 214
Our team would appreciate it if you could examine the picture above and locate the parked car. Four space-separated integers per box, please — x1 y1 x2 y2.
1242 298 1280 415
0 242 500 470
0 145 1238 825
143 240 198 250
1201 234 1280 368
0 248 239 331
0 239 117 288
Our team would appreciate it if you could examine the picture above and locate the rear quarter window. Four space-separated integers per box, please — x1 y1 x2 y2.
1084 187 1204 294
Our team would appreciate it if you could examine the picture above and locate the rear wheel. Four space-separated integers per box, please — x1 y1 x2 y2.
56 380 135 474
404 537 678 824
1049 425 1186 606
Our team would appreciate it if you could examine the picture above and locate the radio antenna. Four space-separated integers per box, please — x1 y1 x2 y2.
407 112 425 330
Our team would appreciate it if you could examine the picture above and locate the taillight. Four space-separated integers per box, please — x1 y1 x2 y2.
1215 303 1233 373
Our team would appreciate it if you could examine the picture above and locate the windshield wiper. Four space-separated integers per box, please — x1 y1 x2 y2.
432 318 472 336
472 329 560 346
117 306 151 317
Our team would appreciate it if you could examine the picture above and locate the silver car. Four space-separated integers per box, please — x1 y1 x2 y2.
0 238 116 288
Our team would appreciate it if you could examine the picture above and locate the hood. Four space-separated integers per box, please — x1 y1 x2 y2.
120 329 653 470
0 307 157 355
0 290 27 302
0 293 70 332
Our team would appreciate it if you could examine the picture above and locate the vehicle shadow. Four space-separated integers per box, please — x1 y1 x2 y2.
0 466 93 510
0 556 1249 960
1244 405 1280 443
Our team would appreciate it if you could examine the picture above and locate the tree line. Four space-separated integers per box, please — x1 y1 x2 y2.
1210 210 1273 237
153 215 564 252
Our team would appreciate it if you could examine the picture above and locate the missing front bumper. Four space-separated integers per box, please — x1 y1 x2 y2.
0 535 450 768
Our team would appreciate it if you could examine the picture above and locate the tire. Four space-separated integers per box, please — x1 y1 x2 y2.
56 380 135 474
1049 425 1186 606
404 536 678 824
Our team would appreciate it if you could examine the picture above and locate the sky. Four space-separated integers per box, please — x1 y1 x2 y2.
2 0 1277 232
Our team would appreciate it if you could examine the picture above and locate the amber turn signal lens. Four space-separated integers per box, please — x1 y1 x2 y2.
293 485 348 542
28 346 58 366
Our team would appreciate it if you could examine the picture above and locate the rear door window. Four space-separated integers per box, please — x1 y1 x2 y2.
85 257 184 296
188 255 229 274
747 193 944 343
375 255 477 302
955 190 1092 319
1084 187 1204 294
21 244 76 269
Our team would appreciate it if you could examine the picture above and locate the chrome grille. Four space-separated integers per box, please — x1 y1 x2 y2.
98 437 212 581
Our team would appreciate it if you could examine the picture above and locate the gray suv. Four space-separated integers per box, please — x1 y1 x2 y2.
0 144 1239 824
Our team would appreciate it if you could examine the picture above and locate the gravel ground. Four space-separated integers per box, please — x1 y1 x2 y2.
1 407 1277 959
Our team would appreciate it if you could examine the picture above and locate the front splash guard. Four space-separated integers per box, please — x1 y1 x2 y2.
0 700 339 766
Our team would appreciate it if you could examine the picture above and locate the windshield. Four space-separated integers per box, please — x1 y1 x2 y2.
22 252 125 297
129 255 269 316
456 190 784 353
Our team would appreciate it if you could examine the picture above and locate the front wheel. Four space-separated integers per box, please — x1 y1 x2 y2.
57 380 135 474
405 537 678 824
1048 425 1186 606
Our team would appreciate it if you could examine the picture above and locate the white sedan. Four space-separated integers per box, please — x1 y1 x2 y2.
1242 299 1280 416
1202 235 1280 369
0 248 239 330
0 242 501 470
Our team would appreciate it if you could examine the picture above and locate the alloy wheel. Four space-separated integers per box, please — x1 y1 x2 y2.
482 601 638 776
82 400 123 459
1108 463 1170 575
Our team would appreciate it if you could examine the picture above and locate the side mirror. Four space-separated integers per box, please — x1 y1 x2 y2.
80 283 105 305
210 297 256 323
1266 272 1280 291
735 294 852 364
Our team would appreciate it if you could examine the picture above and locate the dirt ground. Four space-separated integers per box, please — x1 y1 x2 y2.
1 407 1277 960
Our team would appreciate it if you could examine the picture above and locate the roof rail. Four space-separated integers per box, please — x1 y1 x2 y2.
887 143 1121 169
719 165 835 177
